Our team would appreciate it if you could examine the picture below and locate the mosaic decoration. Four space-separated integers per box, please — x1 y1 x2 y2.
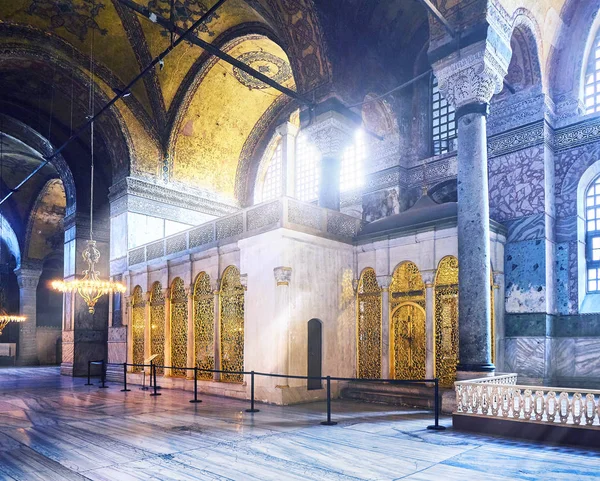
170 278 188 377
193 272 214 381
150 282 165 375
220 266 244 383
434 256 459 388
232 51 292 90
390 263 426 380
356 268 382 379
147 0 219 37
131 286 145 373
24 0 108 41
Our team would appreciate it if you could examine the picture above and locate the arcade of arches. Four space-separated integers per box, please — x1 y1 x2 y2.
2 0 600 406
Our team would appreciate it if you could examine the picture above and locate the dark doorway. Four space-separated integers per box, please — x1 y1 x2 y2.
307 318 322 390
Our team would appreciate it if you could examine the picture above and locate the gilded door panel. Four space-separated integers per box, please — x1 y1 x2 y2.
434 256 459 388
132 286 145 373
150 282 165 375
392 303 426 380
220 266 244 383
357 268 382 379
170 278 188 377
194 272 214 380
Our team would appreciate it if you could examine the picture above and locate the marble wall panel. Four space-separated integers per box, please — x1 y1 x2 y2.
556 242 572 314
504 213 545 243
504 240 546 313
489 145 545 222
551 337 575 378
504 337 546 378
573 338 600 377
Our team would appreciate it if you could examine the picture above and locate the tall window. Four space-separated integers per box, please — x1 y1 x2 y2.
584 30 600 114
295 130 366 202
432 76 456 155
586 177 600 292
257 142 283 203
295 133 321 202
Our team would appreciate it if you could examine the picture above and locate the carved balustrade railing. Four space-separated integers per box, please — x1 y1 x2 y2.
455 375 600 427
127 197 363 267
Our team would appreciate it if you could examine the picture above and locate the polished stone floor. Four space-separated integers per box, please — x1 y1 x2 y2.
0 367 598 480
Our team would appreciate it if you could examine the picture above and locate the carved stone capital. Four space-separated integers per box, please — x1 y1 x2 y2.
240 274 248 291
274 266 292 286
304 110 356 158
275 121 299 138
14 267 42 290
432 41 510 110
376 275 392 291
421 270 436 287
492 271 503 288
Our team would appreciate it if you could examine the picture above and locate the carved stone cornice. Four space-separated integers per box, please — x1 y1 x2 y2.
274 266 292 286
304 111 356 158
432 41 510 110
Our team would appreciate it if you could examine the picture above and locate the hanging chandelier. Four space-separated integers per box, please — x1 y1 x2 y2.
51 21 125 314
0 310 26 336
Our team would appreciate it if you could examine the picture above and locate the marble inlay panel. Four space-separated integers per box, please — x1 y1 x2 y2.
551 337 575 378
503 214 545 243
504 241 546 313
573 338 600 377
504 337 545 377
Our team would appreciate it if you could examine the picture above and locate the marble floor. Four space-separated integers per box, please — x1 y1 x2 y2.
0 367 598 481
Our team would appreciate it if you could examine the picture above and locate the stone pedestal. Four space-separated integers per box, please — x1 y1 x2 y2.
430 39 511 376
14 265 42 365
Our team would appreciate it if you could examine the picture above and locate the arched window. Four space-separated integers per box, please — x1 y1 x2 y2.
432 76 456 155
586 176 600 292
584 30 600 114
255 141 283 204
295 130 366 201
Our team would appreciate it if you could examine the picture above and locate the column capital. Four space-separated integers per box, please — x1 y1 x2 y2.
431 40 510 111
240 274 248 291
376 275 392 291
421 269 436 287
303 109 357 158
274 266 292 286
275 121 299 138
14 266 42 290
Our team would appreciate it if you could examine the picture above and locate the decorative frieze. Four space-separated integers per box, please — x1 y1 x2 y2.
304 111 356 158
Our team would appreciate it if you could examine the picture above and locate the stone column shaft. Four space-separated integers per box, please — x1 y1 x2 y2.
424 281 435 379
276 122 299 198
14 266 42 365
377 275 391 379
213 287 220 382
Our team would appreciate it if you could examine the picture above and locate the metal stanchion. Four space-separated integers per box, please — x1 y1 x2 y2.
245 370 260 413
150 363 161 396
320 376 337 426
121 362 131 392
99 360 108 388
427 378 446 431
85 360 93 385
190 366 202 403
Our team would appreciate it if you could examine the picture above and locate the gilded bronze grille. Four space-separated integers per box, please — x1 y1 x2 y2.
390 262 426 379
150 282 165 375
434 256 459 388
220 266 244 383
194 272 214 380
170 278 188 377
131 286 145 373
356 268 382 379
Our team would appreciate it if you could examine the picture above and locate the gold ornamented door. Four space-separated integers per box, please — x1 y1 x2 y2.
150 282 165 375
220 266 244 383
356 268 382 379
193 272 214 381
392 303 426 380
434 256 459 388
131 286 145 372
170 278 188 377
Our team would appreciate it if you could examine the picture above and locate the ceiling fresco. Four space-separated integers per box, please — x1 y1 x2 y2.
26 178 66 260
172 35 294 198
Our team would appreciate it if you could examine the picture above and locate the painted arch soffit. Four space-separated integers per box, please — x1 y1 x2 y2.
171 34 295 200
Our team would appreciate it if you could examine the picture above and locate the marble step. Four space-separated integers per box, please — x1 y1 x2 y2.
340 381 456 414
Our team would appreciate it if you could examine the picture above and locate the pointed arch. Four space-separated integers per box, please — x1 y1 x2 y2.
356 267 382 379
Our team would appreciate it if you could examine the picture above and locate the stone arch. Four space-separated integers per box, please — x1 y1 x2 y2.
0 214 20 267
509 9 544 92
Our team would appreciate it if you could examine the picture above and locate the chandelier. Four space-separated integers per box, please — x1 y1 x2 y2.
51 24 125 314
0 310 26 336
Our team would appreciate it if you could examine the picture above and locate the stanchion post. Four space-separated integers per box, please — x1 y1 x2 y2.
150 362 161 396
85 360 93 385
427 378 446 431
121 362 131 392
245 370 260 413
190 366 202 403
320 376 337 426
99 360 108 388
